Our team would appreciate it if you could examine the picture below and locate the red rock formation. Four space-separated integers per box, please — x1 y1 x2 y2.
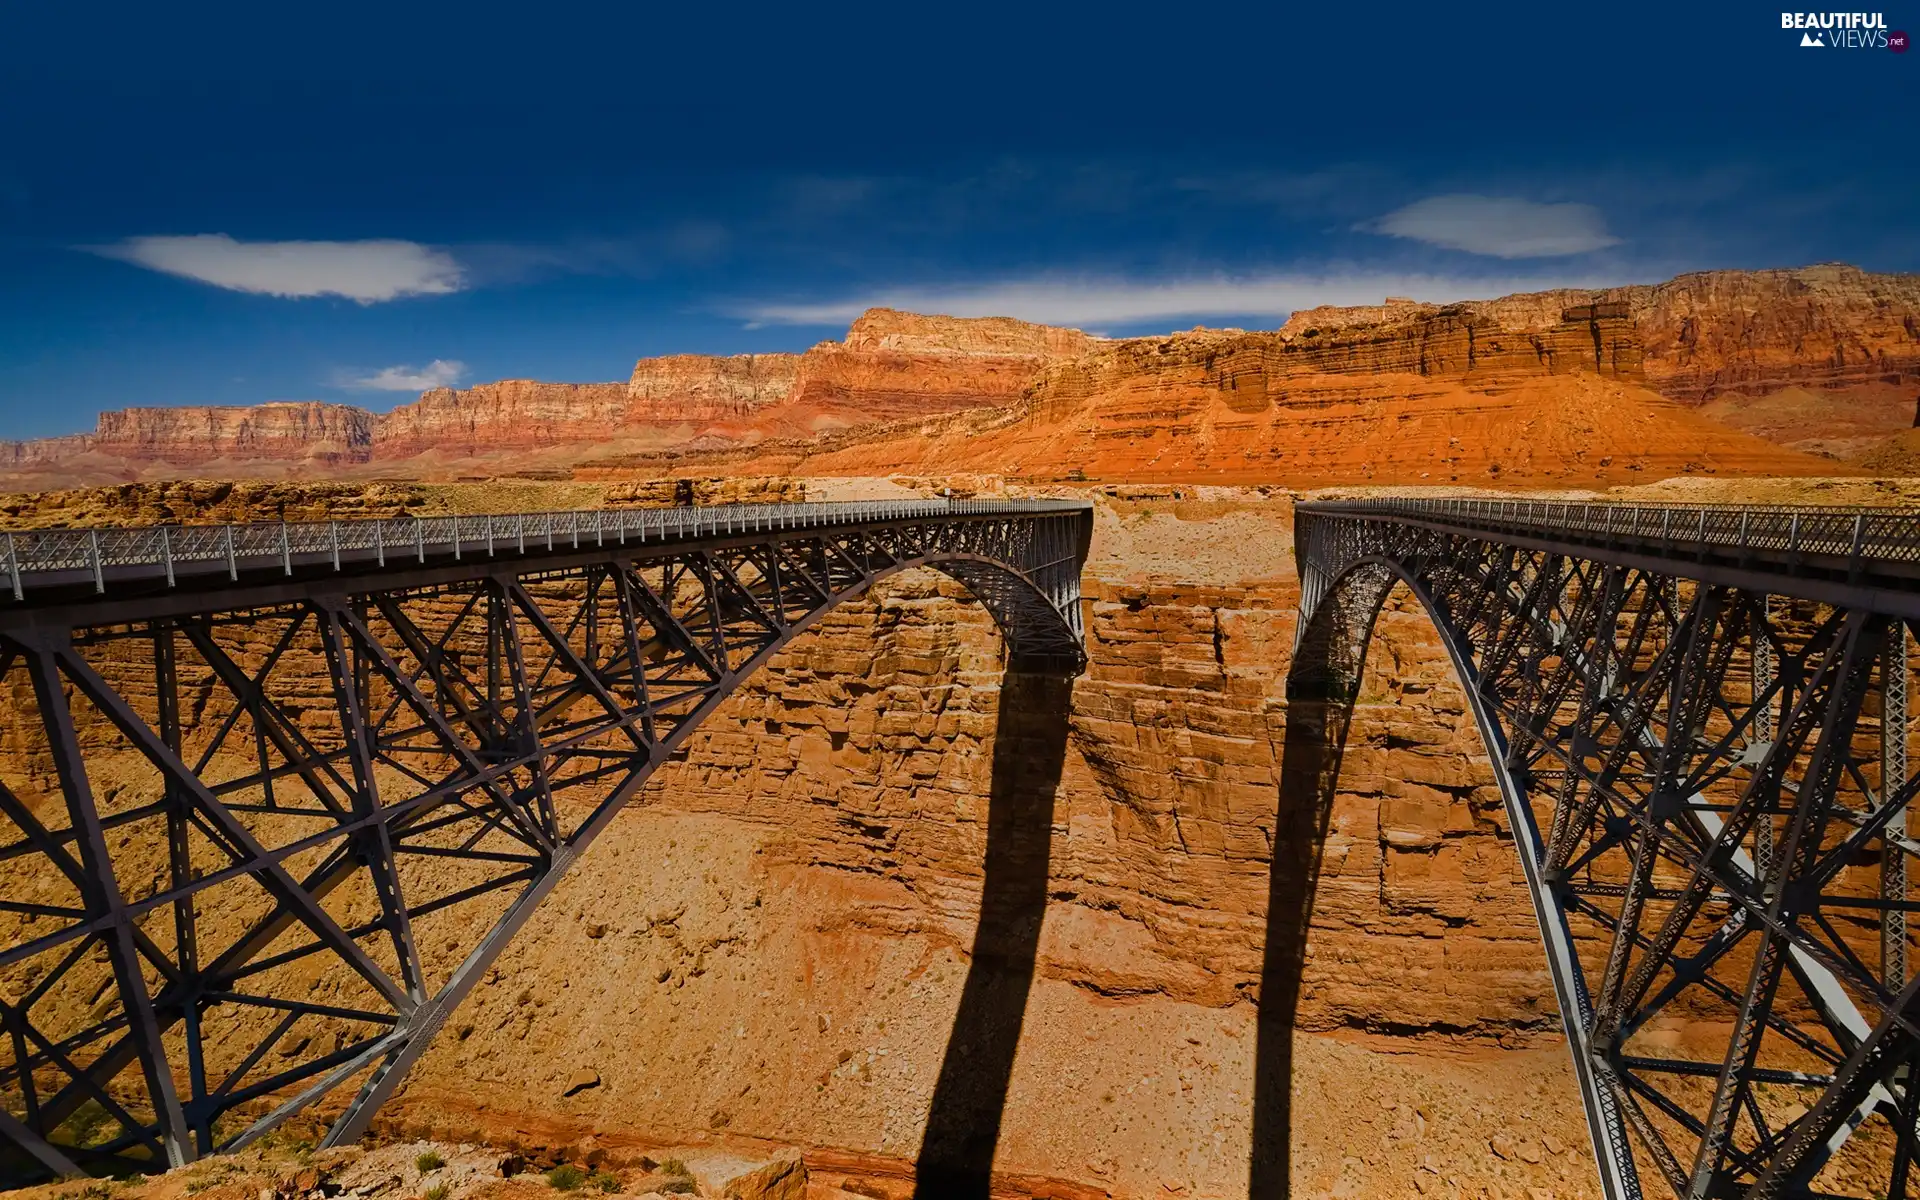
770 309 1102 425
0 402 373 468
842 307 1098 358
625 353 800 424
3 267 1911 484
727 327 1833 487
1276 301 1644 382
371 381 633 457
1284 264 1920 402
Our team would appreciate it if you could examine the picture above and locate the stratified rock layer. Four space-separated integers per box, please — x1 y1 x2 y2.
0 402 377 467
626 354 801 423
373 382 634 458
1284 264 1920 401
730 344 1833 486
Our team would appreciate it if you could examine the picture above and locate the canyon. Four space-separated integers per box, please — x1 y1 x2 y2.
1 265 1915 491
0 478 1595 1200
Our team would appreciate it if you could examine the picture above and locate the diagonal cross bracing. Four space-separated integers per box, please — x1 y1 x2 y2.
0 500 1091 1182
1292 498 1920 1200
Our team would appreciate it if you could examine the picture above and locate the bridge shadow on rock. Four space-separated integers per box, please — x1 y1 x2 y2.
1248 690 1362 1198
913 669 1075 1199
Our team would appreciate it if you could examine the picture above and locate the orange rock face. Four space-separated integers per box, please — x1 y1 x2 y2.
0 402 375 467
370 491 1593 1198
371 381 634 457
1625 265 1920 401
3 267 1912 487
733 333 1833 487
625 353 802 424
0 311 1101 480
1285 264 1920 402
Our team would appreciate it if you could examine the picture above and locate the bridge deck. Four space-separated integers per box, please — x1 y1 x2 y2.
1305 496 1920 614
0 498 1092 609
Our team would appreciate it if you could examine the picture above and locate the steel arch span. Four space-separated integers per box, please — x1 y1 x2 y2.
1289 498 1920 1200
0 499 1091 1183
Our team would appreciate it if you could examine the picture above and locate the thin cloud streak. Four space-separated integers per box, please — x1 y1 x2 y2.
1361 194 1622 258
337 359 467 391
732 270 1643 331
88 235 466 302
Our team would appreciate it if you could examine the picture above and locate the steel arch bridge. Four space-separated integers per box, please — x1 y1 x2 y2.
1292 497 1920 1200
0 499 1091 1183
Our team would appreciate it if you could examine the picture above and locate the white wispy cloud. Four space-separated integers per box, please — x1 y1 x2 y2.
731 269 1638 331
1360 195 1622 258
338 360 468 391
89 234 466 302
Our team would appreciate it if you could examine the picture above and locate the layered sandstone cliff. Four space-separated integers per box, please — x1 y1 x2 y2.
730 329 1833 486
0 402 374 468
5 266 1913 486
0 311 1102 481
1275 300 1644 382
625 353 801 424
372 381 633 458
1283 264 1920 402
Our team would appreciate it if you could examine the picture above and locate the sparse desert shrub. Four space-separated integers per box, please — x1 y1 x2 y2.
545 1164 586 1191
184 1161 240 1195
416 1151 446 1173
588 1170 619 1193
425 1185 451 1200
657 1158 688 1175
54 1100 115 1149
654 1180 696 1197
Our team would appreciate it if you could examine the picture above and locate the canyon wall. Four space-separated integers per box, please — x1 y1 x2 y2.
375 489 1592 1198
5 265 1913 486
626 354 801 424
0 402 375 468
1274 301 1644 383
0 311 1101 480
1283 264 1920 402
731 332 1833 486
373 382 634 458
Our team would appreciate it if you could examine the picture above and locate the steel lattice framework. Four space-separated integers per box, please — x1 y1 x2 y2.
0 499 1091 1184
1293 497 1920 1200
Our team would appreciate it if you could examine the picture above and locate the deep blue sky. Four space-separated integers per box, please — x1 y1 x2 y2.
1 1 1913 437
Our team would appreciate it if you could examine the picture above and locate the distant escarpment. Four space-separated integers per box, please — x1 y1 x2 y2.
374 381 634 458
0 310 1100 481
3 266 1913 486
1284 264 1920 402
0 402 374 468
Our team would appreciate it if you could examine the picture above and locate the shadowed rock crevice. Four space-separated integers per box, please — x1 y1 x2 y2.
913 671 1075 1198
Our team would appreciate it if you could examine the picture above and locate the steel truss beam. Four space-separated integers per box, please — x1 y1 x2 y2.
0 505 1090 1182
1293 502 1920 1200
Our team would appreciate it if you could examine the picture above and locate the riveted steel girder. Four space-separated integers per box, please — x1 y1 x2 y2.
1293 499 1920 1200
0 501 1090 1182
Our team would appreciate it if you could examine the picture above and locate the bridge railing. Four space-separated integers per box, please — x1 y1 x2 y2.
1312 496 1920 569
1 498 1090 599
